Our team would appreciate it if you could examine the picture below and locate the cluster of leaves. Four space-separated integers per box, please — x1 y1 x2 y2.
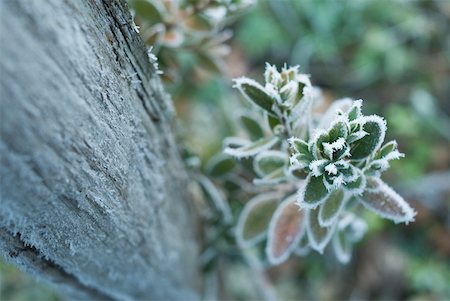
213 64 416 265
130 0 254 82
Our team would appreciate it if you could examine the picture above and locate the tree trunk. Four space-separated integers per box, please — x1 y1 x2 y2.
0 0 201 300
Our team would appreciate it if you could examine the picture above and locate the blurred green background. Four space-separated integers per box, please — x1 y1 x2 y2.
1 0 449 300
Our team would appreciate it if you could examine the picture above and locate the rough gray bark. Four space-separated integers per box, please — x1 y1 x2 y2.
0 0 201 300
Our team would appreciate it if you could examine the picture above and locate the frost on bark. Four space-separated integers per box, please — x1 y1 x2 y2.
0 0 200 300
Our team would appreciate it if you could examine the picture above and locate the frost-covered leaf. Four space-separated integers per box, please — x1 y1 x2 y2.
365 141 403 176
289 86 315 127
280 81 299 105
293 231 311 256
344 169 366 195
198 175 233 224
340 213 368 243
289 138 314 168
264 63 282 86
377 140 398 159
253 151 287 177
365 160 389 176
288 137 308 154
266 195 306 265
309 159 328 177
323 172 345 192
328 121 348 142
323 137 347 160
347 130 368 144
373 140 403 164
224 136 278 158
236 193 280 248
223 136 249 149
350 116 386 160
240 114 264 140
312 130 329 158
358 177 416 224
254 167 286 185
287 165 309 180
347 99 363 121
205 154 236 177
332 213 368 264
306 208 335 253
318 189 346 227
317 98 353 130
334 161 354 180
295 72 312 87
332 229 352 264
299 174 330 208
233 77 276 115
266 113 281 131
289 152 310 169
264 83 282 104
313 121 349 161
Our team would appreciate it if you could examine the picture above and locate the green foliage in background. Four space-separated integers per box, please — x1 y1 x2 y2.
237 0 449 97
0 260 61 301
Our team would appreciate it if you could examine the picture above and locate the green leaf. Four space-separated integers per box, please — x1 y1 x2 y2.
358 177 416 224
222 177 243 192
234 77 276 115
344 170 366 194
184 14 213 32
283 81 304 107
347 99 363 121
279 81 299 105
266 195 306 265
236 193 280 247
240 114 264 140
223 136 249 149
332 229 352 264
266 113 281 131
294 230 311 256
288 137 309 154
205 154 236 177
253 151 287 177
132 0 163 22
350 116 386 160
288 165 308 179
332 213 367 263
224 136 279 158
376 140 397 159
198 175 232 224
306 207 335 253
328 121 348 141
197 52 225 74
300 175 330 208
347 130 368 144
254 167 286 185
289 138 314 168
318 189 346 227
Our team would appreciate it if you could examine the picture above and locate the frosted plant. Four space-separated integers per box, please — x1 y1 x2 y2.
220 63 416 265
130 0 255 82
